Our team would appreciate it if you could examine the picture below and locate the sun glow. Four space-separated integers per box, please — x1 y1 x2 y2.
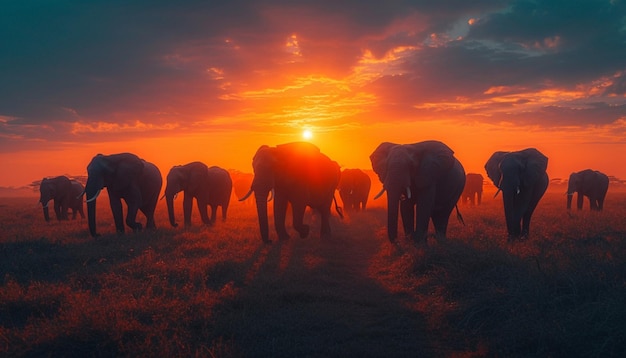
302 129 313 140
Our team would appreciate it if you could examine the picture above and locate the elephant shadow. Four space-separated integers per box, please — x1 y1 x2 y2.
206 220 435 357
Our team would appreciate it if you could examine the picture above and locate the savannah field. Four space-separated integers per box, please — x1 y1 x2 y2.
1 188 625 357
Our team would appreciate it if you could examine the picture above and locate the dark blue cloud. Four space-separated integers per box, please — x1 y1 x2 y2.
0 0 624 146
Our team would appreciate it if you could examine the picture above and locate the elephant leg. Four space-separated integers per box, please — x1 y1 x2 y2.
319 207 331 238
520 197 540 239
432 201 457 242
54 202 63 221
221 203 228 222
123 190 142 232
577 193 584 210
109 196 126 233
210 204 218 224
413 190 436 243
71 209 77 220
431 211 449 241
292 203 309 238
183 194 193 227
141 200 159 231
477 192 482 205
274 195 290 240
197 200 211 225
598 197 605 211
400 200 415 239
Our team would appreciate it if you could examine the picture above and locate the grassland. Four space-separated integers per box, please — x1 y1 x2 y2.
1 192 625 357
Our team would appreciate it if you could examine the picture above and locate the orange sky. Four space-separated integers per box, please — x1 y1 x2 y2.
1 1 625 188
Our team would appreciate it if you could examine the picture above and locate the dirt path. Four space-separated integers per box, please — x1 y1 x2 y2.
211 209 436 357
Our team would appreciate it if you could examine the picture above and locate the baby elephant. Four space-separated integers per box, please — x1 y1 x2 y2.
39 176 85 222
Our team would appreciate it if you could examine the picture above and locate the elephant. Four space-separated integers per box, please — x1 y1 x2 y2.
231 170 254 205
484 148 548 241
39 176 85 222
567 169 609 211
370 140 466 244
164 162 232 227
84 153 162 237
338 168 371 211
204 166 233 223
240 142 342 243
461 173 484 205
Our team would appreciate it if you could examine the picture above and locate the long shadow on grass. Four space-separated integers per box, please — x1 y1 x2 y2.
209 213 436 357
423 238 626 357
0 232 166 286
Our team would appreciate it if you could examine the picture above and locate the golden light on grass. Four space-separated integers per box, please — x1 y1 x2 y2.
1 193 626 356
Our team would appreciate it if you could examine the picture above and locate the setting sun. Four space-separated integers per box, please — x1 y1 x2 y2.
302 129 313 140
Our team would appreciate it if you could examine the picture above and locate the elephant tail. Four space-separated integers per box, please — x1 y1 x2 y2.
455 204 465 226
333 195 344 219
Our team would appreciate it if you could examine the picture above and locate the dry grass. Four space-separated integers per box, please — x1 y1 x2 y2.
1 192 625 357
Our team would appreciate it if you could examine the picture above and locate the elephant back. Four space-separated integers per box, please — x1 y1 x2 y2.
207 166 233 201
517 148 548 172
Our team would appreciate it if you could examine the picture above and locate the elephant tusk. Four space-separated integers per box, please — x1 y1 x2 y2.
239 188 254 202
406 186 412 200
76 190 85 200
374 187 386 200
516 187 520 195
267 189 274 202
86 189 101 203
494 188 501 198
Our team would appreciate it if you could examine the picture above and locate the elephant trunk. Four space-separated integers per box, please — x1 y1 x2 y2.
87 200 98 237
254 191 270 242
166 194 178 227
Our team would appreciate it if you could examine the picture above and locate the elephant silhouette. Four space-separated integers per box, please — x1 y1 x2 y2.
84 153 162 237
164 162 233 227
460 173 484 206
567 169 609 211
485 148 548 241
241 142 342 243
39 176 85 222
370 140 465 243
338 168 371 212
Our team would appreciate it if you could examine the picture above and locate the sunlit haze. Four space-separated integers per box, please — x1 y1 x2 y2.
1 1 625 187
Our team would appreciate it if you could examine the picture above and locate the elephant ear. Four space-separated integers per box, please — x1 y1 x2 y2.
88 154 114 174
252 145 275 172
370 142 398 182
518 148 548 187
167 165 186 193
484 151 509 187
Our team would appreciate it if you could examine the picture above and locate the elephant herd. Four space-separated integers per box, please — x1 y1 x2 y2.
39 141 610 244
